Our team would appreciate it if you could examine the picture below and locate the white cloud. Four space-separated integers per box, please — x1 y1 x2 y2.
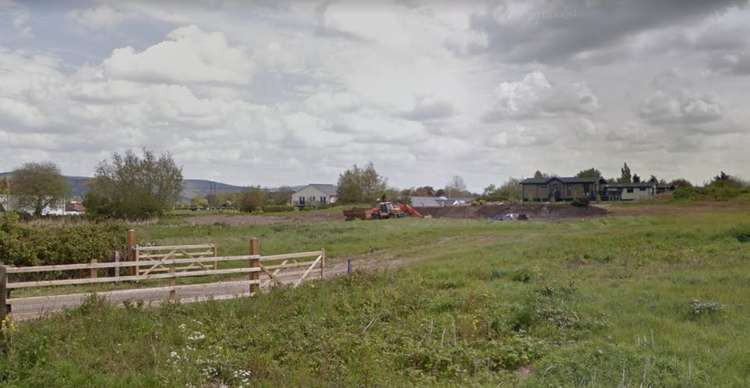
484 71 599 121
640 90 723 125
102 25 254 85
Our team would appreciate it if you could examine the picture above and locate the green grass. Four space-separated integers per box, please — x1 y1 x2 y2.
2 206 750 386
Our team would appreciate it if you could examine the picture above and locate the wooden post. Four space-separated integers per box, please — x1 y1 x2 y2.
90 259 98 279
320 248 326 280
114 250 120 281
212 242 218 270
169 260 176 303
127 229 137 276
0 266 7 321
249 238 260 294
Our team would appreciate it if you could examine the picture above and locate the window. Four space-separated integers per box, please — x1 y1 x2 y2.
640 187 646 191
320 196 326 203
299 196 305 204
627 188 633 193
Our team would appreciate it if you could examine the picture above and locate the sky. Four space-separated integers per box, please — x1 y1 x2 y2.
1 0 749 191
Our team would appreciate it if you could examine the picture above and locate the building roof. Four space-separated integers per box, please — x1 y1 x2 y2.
520 176 599 185
295 184 338 196
604 182 655 188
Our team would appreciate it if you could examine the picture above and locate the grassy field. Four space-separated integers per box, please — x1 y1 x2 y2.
2 203 750 386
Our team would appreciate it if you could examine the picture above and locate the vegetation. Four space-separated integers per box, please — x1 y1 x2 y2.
482 178 521 201
9 162 70 217
576 168 602 179
0 212 126 268
239 187 266 213
84 149 183 220
673 172 749 201
1 203 750 386
336 162 387 204
444 176 471 197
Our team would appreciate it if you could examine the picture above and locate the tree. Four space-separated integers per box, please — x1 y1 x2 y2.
413 186 435 197
483 178 521 201
336 162 387 204
633 174 641 183
444 176 469 197
84 149 183 220
576 168 602 179
435 188 446 197
10 162 70 217
191 196 208 209
239 186 266 212
648 175 659 184
619 163 632 183
533 170 548 179
669 178 693 188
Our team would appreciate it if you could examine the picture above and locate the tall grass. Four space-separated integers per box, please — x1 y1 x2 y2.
2 208 750 386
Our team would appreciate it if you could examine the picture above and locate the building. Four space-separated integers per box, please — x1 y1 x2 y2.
410 196 473 207
291 184 338 208
520 177 600 202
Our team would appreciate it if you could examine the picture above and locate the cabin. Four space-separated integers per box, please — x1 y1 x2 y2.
520 177 600 202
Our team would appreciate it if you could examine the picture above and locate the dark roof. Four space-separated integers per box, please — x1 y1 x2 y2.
604 182 655 188
521 176 599 185
298 184 338 196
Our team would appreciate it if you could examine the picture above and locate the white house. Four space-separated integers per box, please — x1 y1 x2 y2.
291 184 338 208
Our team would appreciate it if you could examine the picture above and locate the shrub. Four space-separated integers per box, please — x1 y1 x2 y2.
672 186 697 200
262 205 294 213
0 212 127 268
570 197 590 207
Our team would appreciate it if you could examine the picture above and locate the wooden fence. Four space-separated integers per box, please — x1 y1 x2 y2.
0 233 325 320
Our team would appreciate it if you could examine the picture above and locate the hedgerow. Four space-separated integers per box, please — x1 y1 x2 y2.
0 212 127 267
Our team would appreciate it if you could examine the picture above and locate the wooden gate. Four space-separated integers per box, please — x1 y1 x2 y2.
259 250 325 288
135 244 217 276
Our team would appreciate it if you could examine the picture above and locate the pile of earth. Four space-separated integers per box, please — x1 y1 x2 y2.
414 203 607 220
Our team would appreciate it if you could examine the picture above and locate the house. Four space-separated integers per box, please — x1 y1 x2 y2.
602 183 655 201
410 196 473 207
291 184 338 208
521 177 600 202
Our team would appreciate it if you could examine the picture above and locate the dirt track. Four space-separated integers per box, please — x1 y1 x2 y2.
415 203 608 220
185 212 340 225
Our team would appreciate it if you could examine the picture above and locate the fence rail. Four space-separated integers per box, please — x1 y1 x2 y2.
0 232 325 320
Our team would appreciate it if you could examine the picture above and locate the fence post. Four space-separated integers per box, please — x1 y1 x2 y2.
127 229 137 276
320 248 326 280
90 259 97 279
0 266 7 321
249 238 260 294
347 258 352 274
114 250 120 281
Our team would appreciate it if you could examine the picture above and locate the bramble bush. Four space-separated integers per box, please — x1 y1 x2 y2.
0 212 127 267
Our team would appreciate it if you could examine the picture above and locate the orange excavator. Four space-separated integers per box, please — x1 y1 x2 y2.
343 202 423 221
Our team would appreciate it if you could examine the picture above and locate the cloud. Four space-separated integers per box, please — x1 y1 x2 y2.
102 25 254 85
400 96 455 121
709 52 750 75
483 71 598 121
469 0 747 64
68 5 134 30
639 90 723 125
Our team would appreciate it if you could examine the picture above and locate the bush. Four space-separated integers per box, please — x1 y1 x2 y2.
673 186 698 200
0 212 127 267
262 205 294 213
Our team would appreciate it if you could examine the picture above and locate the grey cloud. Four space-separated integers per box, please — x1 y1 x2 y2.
468 0 747 64
709 52 750 75
400 97 455 121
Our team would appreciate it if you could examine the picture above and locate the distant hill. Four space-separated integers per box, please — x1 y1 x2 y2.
0 172 261 200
